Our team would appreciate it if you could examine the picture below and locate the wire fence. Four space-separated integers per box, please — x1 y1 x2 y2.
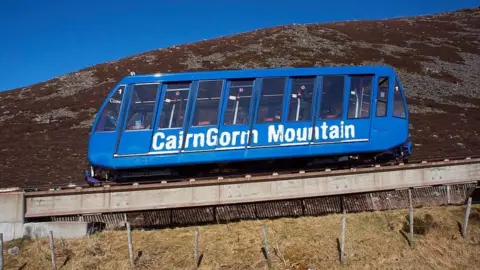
0 195 475 270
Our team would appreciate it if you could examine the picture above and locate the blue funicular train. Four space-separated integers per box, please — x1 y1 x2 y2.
85 65 412 184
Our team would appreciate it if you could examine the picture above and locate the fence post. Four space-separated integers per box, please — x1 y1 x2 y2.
262 224 272 269
49 231 57 270
462 197 472 237
340 209 346 264
408 189 415 248
126 222 134 267
194 227 199 270
0 233 3 270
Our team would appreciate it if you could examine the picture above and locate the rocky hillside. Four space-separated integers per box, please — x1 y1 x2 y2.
1 6 479 188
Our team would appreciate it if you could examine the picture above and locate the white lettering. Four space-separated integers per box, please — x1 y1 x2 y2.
232 131 240 146
185 133 193 148
320 122 328 140
219 132 231 147
329 125 339 139
345 124 355 138
284 128 295 143
110 98 121 104
150 123 357 152
152 132 165 150
251 130 258 144
178 131 184 148
240 131 249 145
193 133 205 148
206 128 217 146
268 125 283 143
166 135 176 150
297 128 308 142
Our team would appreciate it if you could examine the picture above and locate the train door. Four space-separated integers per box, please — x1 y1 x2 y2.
215 78 256 150
182 80 224 152
283 76 318 147
312 75 346 146
149 81 193 154
312 74 372 146
249 77 288 147
115 83 161 156
343 74 374 142
370 75 392 143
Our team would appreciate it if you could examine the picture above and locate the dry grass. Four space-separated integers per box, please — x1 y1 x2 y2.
3 205 480 269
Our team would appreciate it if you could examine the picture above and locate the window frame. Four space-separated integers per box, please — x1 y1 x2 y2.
155 80 194 130
190 79 225 128
317 75 346 120
222 78 256 126
286 76 318 123
255 77 288 124
346 74 373 120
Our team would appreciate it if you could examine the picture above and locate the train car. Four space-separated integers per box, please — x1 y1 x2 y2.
85 65 412 184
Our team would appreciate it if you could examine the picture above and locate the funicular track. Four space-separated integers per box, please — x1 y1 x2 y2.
16 155 480 229
19 154 480 192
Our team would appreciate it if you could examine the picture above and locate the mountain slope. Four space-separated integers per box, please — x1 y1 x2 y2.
1 6 479 188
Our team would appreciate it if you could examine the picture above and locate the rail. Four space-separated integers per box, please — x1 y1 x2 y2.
15 155 480 193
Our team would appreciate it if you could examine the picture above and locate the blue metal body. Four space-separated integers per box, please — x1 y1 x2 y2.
87 65 410 175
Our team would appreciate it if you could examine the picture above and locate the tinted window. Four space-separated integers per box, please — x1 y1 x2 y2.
158 82 191 129
95 85 125 132
287 77 315 122
224 79 254 125
393 80 406 118
256 78 286 123
376 77 389 117
347 75 373 119
319 76 344 119
192 80 223 126
125 84 159 130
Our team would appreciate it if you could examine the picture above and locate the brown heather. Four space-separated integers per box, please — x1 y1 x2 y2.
0 6 480 188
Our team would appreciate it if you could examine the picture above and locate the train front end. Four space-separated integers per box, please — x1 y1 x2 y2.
85 82 128 184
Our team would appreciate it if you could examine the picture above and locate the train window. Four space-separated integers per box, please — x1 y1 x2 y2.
95 85 126 132
256 77 286 123
224 79 254 125
124 84 159 130
319 76 344 119
287 77 315 122
347 75 373 119
393 79 406 118
192 80 223 126
376 77 389 117
158 82 191 129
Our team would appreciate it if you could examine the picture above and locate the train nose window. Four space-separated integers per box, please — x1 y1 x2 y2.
95 85 125 132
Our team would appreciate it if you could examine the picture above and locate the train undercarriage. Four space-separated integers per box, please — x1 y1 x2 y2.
85 141 412 186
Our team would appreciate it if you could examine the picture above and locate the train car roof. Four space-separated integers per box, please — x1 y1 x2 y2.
117 65 397 85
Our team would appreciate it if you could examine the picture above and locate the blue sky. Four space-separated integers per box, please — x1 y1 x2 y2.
0 0 478 92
